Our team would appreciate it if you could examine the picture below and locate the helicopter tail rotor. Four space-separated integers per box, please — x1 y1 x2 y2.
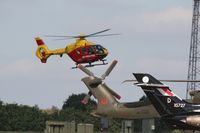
35 37 51 63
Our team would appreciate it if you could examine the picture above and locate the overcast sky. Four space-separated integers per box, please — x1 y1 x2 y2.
0 0 193 108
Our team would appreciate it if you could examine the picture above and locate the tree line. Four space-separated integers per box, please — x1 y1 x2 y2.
0 93 121 132
0 101 47 131
0 93 172 132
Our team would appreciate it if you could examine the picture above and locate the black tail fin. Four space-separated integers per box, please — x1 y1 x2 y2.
133 73 188 117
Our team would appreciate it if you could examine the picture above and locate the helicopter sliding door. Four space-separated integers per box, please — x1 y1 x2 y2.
81 46 97 63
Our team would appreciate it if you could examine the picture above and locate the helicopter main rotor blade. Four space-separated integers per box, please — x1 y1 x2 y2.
78 64 94 77
50 34 120 41
85 29 110 37
44 29 111 38
101 60 118 80
86 34 121 38
44 35 76 38
44 35 86 39
43 29 118 40
160 80 200 82
106 86 121 100
52 38 74 41
123 79 200 83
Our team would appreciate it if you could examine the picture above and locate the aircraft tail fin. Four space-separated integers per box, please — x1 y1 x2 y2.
79 61 120 117
35 37 51 63
133 73 189 117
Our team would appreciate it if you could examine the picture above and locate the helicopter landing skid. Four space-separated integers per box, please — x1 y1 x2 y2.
85 62 108 67
71 62 108 69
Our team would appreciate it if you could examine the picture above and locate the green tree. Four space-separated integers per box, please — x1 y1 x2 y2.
62 93 96 111
0 101 48 131
61 93 100 130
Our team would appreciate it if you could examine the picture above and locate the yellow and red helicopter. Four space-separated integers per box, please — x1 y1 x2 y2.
35 29 118 68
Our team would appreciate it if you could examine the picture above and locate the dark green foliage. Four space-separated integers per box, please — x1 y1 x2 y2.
108 119 122 132
0 93 121 132
61 93 100 130
154 118 173 133
0 94 100 131
62 93 97 111
0 100 48 131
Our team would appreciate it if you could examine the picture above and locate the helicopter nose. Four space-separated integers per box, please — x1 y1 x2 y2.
104 48 108 56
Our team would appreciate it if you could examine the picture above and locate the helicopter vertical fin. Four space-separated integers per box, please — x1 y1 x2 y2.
35 37 45 46
35 37 51 63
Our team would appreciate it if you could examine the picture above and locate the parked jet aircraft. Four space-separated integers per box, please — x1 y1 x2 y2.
78 60 159 119
133 73 200 131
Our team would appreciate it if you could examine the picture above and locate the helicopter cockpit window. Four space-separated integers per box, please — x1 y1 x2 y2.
95 45 104 54
88 47 93 55
82 48 87 54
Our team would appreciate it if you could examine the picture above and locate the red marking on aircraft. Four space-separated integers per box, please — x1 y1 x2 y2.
100 99 108 105
162 88 174 96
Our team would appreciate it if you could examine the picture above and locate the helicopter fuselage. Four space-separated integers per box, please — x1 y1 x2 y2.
35 37 108 66
68 45 108 64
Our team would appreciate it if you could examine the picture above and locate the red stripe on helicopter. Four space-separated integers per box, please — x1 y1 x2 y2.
36 39 45 46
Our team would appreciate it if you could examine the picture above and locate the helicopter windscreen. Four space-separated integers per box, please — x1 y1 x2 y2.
93 45 104 54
